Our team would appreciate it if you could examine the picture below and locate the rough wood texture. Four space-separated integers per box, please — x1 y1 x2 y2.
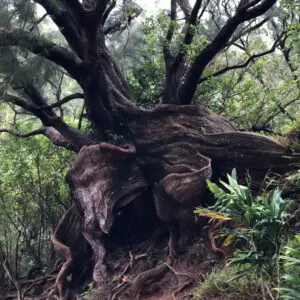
48 205 92 299
62 104 293 294
67 143 148 285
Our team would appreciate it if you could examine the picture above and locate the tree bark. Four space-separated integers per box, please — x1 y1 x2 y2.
63 103 294 296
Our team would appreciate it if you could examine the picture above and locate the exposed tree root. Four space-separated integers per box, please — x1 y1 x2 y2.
208 228 226 258
110 274 136 300
14 105 293 299
47 207 75 300
46 204 91 300
22 276 56 298
131 263 169 297
163 262 203 278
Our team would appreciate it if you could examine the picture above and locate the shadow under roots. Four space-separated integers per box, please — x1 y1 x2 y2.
95 189 219 300
104 188 166 250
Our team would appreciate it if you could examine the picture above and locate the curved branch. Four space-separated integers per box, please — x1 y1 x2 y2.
2 92 92 151
199 38 279 83
0 128 45 138
34 0 83 55
227 17 269 47
41 93 84 110
0 127 80 151
0 28 82 79
43 127 83 152
179 0 277 104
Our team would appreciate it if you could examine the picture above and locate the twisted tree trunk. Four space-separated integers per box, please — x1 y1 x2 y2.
49 17 294 296
62 101 293 298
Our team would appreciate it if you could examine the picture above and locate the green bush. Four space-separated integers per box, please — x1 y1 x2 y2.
195 169 290 280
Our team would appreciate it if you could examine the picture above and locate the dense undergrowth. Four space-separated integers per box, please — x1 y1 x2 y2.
193 162 300 300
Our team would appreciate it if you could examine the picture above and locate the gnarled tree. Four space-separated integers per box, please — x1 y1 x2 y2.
0 0 297 298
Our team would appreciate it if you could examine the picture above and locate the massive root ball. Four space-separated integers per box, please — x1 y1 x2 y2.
58 105 294 296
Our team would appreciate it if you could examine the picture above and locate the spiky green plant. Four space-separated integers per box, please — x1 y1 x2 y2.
194 169 290 280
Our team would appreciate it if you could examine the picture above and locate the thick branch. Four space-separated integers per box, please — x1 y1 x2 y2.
0 125 87 152
0 28 81 79
182 0 203 46
162 0 203 104
179 0 277 104
60 0 86 25
43 127 84 152
0 127 79 151
176 0 192 18
242 0 277 20
3 92 92 151
102 0 117 25
34 0 83 55
91 0 110 26
227 17 269 47
163 0 177 62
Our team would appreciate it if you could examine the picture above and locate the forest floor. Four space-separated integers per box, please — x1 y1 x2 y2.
0 230 274 300
89 226 270 300
1 220 276 300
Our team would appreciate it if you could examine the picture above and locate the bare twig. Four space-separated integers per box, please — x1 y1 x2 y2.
199 33 283 83
179 0 277 104
0 128 45 138
163 262 201 278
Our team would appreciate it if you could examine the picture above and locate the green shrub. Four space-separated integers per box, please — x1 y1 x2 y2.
195 169 290 280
